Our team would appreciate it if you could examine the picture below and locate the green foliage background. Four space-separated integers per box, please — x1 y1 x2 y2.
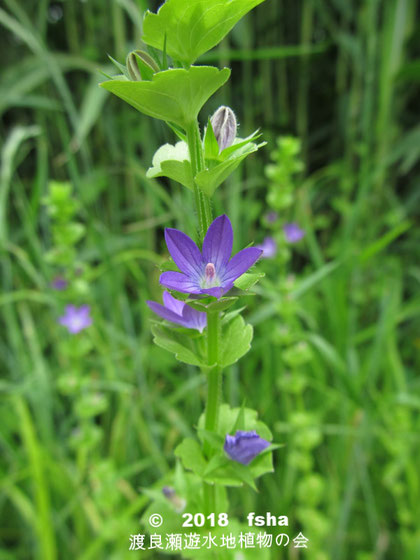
1 0 420 559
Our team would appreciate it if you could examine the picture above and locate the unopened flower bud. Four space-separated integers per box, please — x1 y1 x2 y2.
126 50 159 81
210 106 237 152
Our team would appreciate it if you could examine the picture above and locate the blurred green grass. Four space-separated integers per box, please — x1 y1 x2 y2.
1 1 420 559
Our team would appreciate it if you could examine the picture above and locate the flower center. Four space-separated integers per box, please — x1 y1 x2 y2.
202 262 219 288
205 262 215 279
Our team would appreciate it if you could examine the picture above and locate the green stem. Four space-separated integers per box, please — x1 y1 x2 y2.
203 311 221 514
204 311 221 455
185 120 212 239
185 122 219 515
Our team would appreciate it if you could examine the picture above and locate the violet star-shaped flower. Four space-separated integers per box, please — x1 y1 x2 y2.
224 430 270 465
147 291 206 332
256 236 277 259
58 304 92 334
51 276 68 290
283 222 305 243
160 215 262 299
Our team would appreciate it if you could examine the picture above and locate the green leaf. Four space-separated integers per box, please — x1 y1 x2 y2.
186 296 238 312
100 66 230 129
203 454 230 477
74 393 108 419
203 119 220 160
195 142 262 196
142 0 266 66
146 141 194 190
234 271 265 291
205 129 263 162
196 429 225 451
107 55 129 78
151 324 205 366
220 315 253 367
174 438 207 476
220 130 263 158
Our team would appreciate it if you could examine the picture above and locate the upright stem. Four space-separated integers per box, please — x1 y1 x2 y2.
203 311 221 515
185 120 220 515
185 120 212 238
204 312 221 453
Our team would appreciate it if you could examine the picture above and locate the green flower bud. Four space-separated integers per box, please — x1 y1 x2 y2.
126 50 159 81
210 105 237 152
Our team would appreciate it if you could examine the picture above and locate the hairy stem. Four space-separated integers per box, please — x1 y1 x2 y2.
205 313 221 444
203 311 221 514
186 122 219 515
185 120 212 239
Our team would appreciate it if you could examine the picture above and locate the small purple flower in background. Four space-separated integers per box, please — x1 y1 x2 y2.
224 430 270 465
162 486 186 513
283 222 305 243
51 276 68 291
160 215 262 299
265 211 278 224
256 237 277 259
58 305 92 334
147 291 206 332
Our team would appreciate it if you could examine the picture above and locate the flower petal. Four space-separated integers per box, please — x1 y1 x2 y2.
222 247 262 284
224 430 270 465
200 286 225 299
182 305 207 332
165 228 203 277
162 291 185 316
283 222 305 243
160 271 201 294
202 215 233 272
146 300 186 327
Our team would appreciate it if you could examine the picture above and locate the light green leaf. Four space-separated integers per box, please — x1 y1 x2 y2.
204 129 262 162
220 315 253 367
196 142 262 196
234 271 265 291
203 119 220 160
220 130 263 158
186 296 238 312
147 141 194 190
174 438 207 476
142 0 266 66
100 66 230 129
151 324 205 366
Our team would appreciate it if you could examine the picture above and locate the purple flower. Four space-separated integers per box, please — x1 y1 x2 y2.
51 276 68 290
160 215 262 299
58 305 92 334
256 237 277 259
147 291 206 332
265 211 278 224
283 222 305 243
224 430 270 465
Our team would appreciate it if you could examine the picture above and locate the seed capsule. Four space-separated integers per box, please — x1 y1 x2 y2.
126 50 159 81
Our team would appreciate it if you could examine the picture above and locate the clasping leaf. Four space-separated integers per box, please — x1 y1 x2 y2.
100 66 230 129
142 0 266 66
